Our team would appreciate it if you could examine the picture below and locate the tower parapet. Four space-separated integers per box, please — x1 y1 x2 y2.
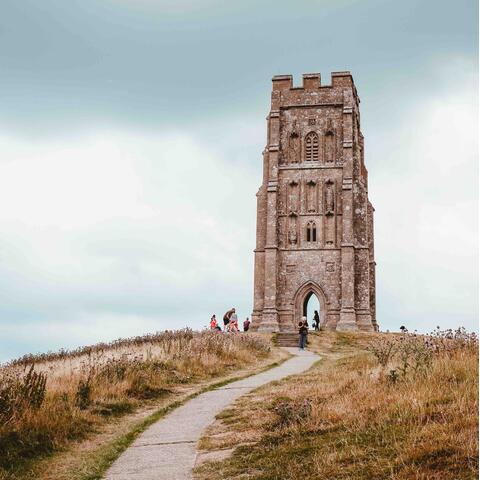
272 71 355 88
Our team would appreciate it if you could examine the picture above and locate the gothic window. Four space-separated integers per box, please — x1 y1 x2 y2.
306 221 317 242
305 132 319 161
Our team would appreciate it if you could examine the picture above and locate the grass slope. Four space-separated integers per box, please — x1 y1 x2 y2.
195 331 478 480
0 330 274 480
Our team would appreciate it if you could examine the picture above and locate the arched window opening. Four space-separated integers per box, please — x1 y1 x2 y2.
306 221 316 243
305 132 319 161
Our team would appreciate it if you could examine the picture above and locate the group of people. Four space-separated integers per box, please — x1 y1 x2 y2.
209 308 251 333
298 310 320 349
209 308 320 349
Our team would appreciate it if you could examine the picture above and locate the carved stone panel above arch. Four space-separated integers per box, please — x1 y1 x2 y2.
287 212 298 247
288 131 300 164
288 180 299 214
306 180 317 213
324 179 336 215
326 117 334 133
324 179 336 247
324 131 335 163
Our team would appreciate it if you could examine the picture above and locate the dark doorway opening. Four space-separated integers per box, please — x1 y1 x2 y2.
302 291 320 327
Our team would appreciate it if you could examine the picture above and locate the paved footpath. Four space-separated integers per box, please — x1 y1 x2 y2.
103 348 319 480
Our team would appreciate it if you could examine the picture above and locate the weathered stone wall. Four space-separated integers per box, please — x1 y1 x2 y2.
252 72 377 332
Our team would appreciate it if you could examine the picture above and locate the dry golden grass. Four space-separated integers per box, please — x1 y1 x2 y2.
195 331 478 480
0 329 272 480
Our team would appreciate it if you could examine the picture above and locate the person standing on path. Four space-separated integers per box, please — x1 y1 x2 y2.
313 310 320 331
223 308 235 331
243 317 250 332
304 317 310 345
299 318 308 350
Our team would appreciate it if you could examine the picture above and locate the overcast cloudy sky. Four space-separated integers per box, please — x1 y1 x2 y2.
0 0 477 361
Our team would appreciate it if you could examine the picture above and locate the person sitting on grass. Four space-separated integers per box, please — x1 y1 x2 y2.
210 315 221 331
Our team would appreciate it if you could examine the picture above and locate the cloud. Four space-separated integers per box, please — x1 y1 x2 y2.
370 60 478 332
0 129 260 360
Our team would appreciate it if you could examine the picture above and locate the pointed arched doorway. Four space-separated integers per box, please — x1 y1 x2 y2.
303 291 320 327
293 281 327 329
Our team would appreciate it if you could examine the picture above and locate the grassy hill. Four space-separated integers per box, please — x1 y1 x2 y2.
0 330 276 480
2 328 477 480
194 329 478 480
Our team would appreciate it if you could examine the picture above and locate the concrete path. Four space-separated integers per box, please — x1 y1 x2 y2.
103 348 319 480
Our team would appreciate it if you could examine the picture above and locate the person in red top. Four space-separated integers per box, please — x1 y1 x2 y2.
210 315 221 331
243 318 251 332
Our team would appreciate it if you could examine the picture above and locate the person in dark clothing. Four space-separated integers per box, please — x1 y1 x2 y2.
298 318 308 350
313 310 320 331
223 308 235 331
243 317 251 332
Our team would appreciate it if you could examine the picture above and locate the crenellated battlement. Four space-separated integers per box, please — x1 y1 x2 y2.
272 71 354 91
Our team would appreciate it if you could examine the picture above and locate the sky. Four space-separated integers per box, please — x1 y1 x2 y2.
0 0 477 361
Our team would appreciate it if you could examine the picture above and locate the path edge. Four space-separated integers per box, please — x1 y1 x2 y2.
76 351 293 480
192 347 324 480
193 350 322 471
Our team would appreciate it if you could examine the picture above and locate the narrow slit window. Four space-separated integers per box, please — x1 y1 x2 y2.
306 221 316 242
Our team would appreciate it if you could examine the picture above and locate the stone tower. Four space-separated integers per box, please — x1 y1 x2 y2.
251 72 378 332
